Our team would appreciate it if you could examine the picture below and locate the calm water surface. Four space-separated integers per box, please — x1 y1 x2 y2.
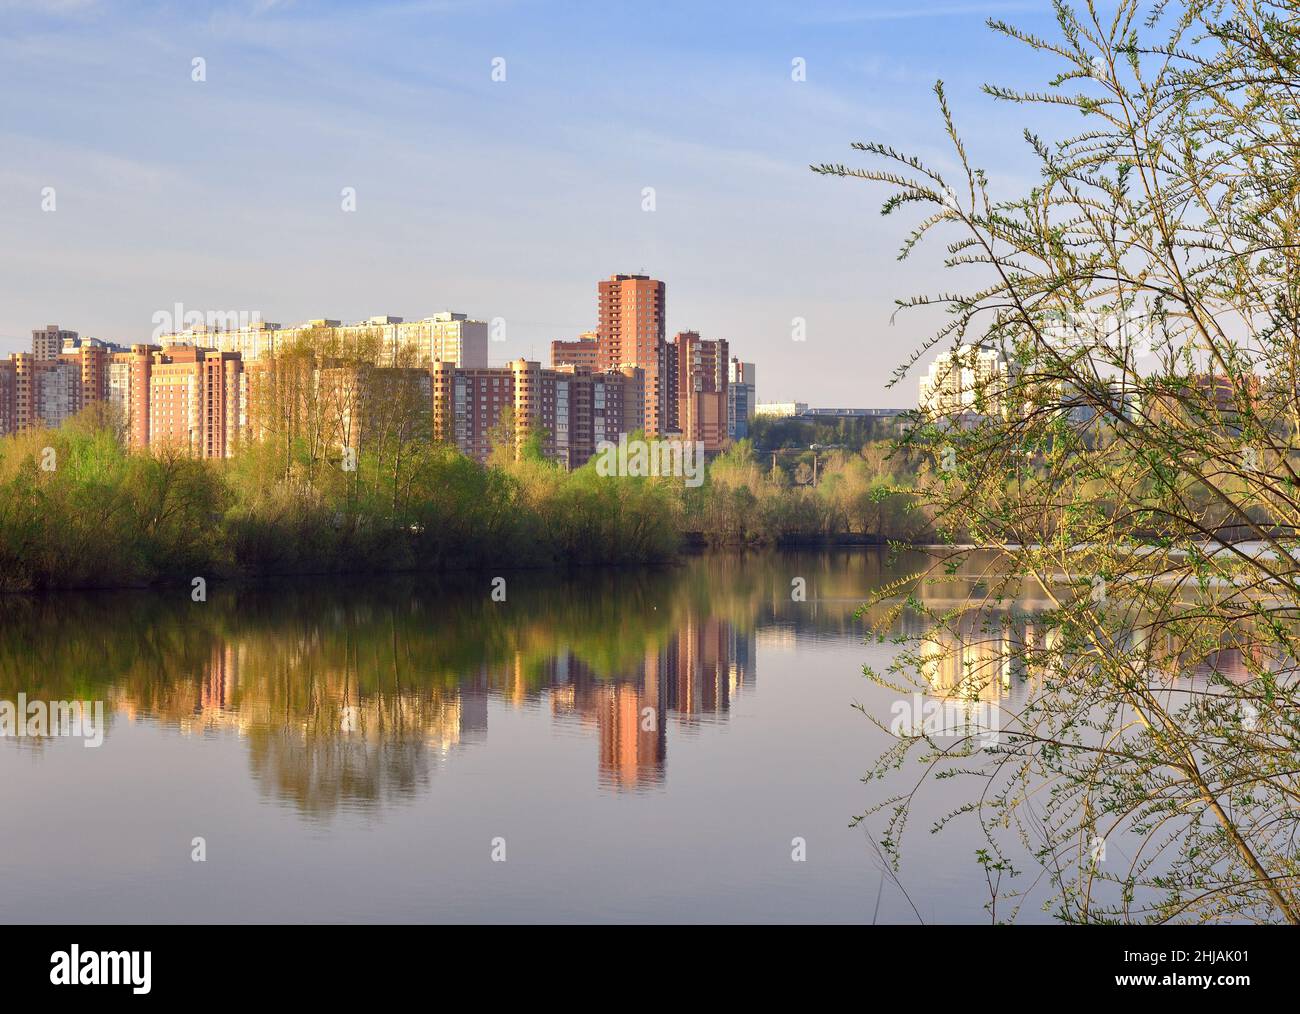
0 549 1047 923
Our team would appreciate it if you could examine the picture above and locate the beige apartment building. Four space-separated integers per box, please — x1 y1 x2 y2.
0 328 123 436
31 323 78 362
158 312 489 370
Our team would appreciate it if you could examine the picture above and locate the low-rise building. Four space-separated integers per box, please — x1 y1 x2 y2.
755 401 808 418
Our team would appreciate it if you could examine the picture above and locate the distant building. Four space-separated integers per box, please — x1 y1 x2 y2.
551 331 600 372
800 407 905 419
431 358 644 467
0 361 13 435
109 344 160 446
166 319 285 361
147 346 245 459
560 276 748 447
727 359 756 440
1053 379 1141 429
597 274 667 434
157 313 489 370
756 401 808 418
318 365 434 452
667 330 729 451
381 312 489 369
1145 371 1258 434
0 334 125 435
31 324 78 362
918 346 1009 421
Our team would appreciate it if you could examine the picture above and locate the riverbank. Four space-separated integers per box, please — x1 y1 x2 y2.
1 419 929 593
680 531 897 549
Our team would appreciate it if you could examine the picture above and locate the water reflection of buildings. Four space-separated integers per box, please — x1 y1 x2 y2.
23 549 1290 818
896 568 1279 703
159 643 489 754
131 616 759 802
916 612 1036 705
549 617 757 790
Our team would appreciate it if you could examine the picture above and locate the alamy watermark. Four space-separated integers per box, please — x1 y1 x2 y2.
594 436 705 488
50 946 150 994
0 693 106 748
889 692 1001 747
151 303 262 340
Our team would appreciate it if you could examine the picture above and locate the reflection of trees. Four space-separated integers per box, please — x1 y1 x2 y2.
13 555 915 811
0 547 1052 814
0 548 1014 814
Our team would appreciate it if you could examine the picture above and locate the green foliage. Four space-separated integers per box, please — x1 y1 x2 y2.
819 0 1300 924
0 393 940 589
749 413 902 451
685 438 930 545
0 406 684 590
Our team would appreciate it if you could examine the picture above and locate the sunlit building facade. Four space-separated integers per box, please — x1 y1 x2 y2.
918 346 1009 422
431 357 643 467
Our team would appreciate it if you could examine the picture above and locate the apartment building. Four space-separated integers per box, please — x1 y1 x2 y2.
31 324 78 362
597 274 667 435
551 331 600 372
0 335 121 435
8 354 77 432
432 358 644 467
556 364 643 467
319 365 434 452
146 346 245 459
163 312 489 369
0 360 14 436
667 330 729 451
727 358 756 440
918 346 1010 422
382 312 489 368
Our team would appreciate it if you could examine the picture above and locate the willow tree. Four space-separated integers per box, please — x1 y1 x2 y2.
816 0 1300 923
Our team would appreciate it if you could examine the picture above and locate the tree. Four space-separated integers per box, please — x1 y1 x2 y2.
817 0 1300 923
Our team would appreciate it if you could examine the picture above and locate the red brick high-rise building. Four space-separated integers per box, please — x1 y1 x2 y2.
596 274 666 435
0 339 116 436
431 358 643 467
146 346 245 459
109 345 162 449
550 330 600 372
667 330 729 451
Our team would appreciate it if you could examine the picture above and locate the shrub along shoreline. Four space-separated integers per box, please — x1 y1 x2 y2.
0 413 928 592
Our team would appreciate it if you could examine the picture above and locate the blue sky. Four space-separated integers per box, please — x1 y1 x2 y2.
0 0 1063 405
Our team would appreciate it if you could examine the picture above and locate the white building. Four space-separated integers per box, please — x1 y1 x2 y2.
34 359 80 429
918 346 1008 421
755 401 807 418
381 312 489 369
